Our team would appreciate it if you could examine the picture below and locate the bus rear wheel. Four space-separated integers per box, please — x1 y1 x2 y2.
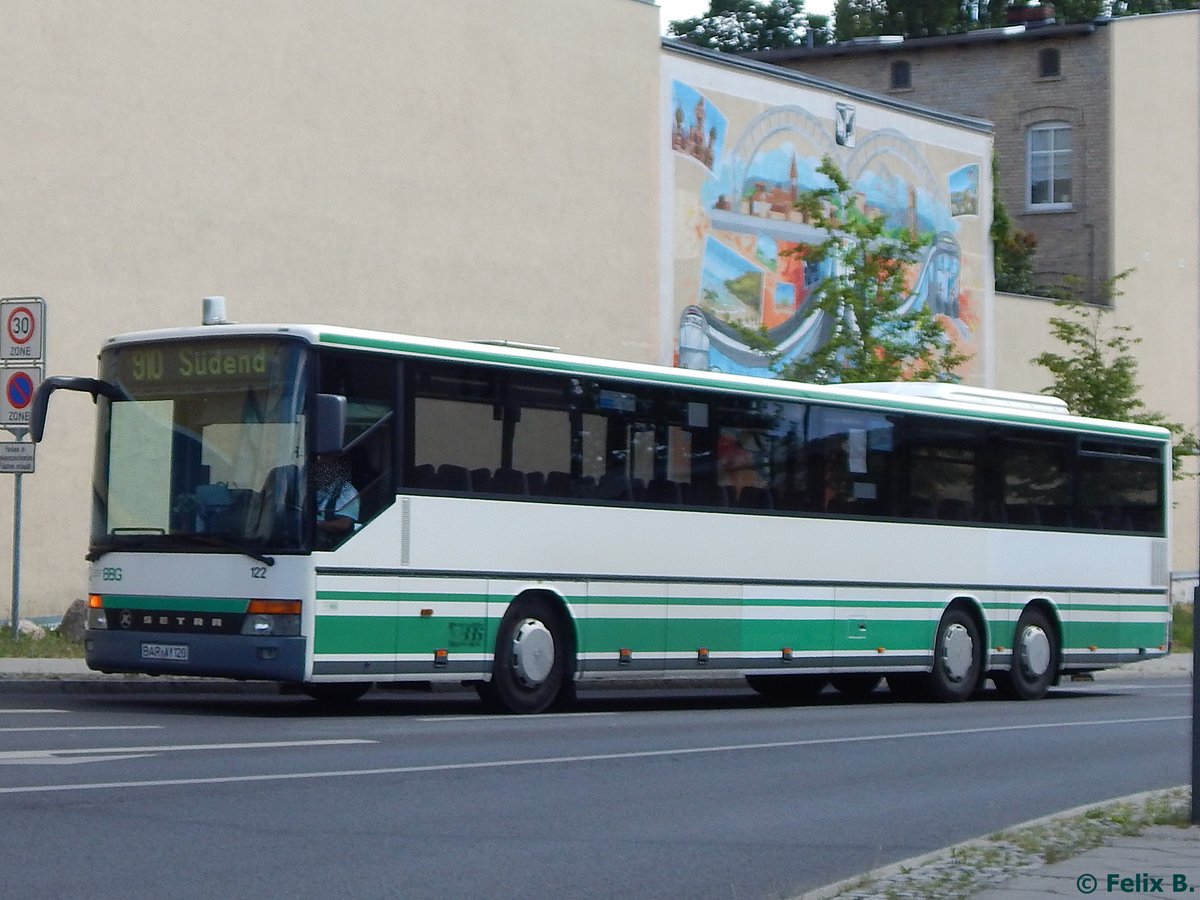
486 595 572 714
929 608 982 702
994 608 1058 700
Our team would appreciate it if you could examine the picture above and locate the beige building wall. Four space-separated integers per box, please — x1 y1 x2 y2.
0 0 663 619
1108 12 1200 579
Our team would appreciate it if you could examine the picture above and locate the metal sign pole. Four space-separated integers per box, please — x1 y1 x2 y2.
1193 584 1199 823
9 467 19 638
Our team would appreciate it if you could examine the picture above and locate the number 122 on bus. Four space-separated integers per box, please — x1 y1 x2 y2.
32 308 1171 712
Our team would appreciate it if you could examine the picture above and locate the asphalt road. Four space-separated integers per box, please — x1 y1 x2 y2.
0 678 1190 900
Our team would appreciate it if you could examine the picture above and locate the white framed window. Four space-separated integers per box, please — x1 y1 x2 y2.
1027 122 1072 210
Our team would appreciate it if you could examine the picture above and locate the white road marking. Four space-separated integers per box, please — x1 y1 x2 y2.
421 712 619 722
0 715 1186 795
16 754 155 766
0 738 374 766
0 725 163 734
0 709 68 714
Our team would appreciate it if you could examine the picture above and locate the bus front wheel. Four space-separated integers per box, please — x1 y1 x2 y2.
994 607 1058 701
486 596 572 714
929 607 982 702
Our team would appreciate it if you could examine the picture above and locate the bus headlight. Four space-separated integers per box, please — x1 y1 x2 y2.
240 600 301 637
86 595 107 630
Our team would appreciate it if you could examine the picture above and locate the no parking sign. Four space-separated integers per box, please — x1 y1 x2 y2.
1 367 41 429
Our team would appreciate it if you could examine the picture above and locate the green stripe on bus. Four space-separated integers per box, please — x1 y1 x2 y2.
98 595 249 613
317 590 488 604
315 615 491 655
1062 621 1167 648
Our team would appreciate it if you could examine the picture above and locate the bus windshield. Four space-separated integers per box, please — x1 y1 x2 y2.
91 337 311 555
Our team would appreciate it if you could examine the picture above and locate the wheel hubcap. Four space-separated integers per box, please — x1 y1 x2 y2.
941 623 974 683
1019 625 1051 678
511 618 555 687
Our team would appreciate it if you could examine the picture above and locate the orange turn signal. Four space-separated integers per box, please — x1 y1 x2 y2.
247 599 301 615
88 594 103 608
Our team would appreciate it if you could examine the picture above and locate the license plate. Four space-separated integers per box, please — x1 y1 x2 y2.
141 642 189 661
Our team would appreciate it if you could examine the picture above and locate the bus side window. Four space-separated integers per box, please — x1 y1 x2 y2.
318 350 397 529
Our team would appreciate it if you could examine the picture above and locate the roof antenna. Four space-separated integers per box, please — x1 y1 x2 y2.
202 295 228 326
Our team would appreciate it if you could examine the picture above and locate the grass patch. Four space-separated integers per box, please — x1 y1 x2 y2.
1173 603 1193 653
0 627 84 658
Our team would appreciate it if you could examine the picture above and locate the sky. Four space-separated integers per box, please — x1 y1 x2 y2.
658 0 835 33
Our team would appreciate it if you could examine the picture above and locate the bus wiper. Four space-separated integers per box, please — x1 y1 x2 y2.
90 533 275 565
86 533 163 560
179 534 276 566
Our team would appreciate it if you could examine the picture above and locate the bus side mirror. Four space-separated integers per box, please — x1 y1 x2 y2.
314 393 346 455
31 375 126 443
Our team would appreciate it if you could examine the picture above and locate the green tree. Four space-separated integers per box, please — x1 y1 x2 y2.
1032 273 1198 477
1050 0 1106 21
990 154 1038 294
882 0 962 36
738 155 969 384
667 0 830 52
833 0 889 40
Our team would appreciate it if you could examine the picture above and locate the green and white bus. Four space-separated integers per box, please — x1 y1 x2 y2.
33 310 1172 712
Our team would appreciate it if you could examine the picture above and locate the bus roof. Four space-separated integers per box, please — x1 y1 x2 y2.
101 322 1172 442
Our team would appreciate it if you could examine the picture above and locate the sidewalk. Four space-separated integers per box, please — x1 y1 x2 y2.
974 824 1200 899
804 789 1200 899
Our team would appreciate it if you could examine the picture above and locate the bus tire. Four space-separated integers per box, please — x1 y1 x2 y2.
745 674 827 702
302 682 371 706
994 607 1058 701
489 595 572 715
929 607 982 702
829 674 882 699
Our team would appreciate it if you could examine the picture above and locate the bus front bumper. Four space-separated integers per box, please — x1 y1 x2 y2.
84 629 307 682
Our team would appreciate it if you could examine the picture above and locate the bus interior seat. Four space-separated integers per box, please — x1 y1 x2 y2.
435 464 472 492
596 472 633 502
736 486 773 509
685 482 729 508
492 468 528 495
645 478 681 505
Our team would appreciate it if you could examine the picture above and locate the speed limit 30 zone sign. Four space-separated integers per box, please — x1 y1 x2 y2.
1 299 44 362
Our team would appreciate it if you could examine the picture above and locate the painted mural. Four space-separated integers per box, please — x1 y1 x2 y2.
667 68 988 381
